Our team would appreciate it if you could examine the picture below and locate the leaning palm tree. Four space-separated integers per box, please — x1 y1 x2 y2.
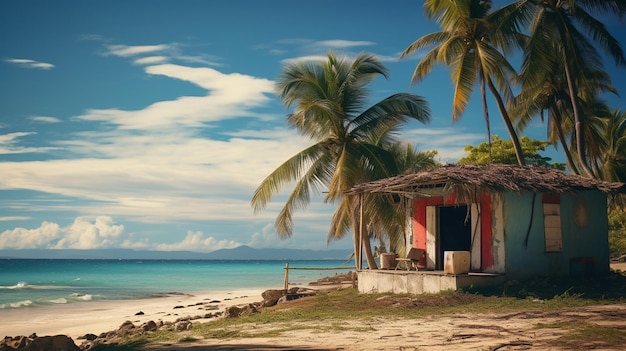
510 45 617 175
401 0 527 165
328 142 438 269
507 0 626 176
366 144 439 255
251 52 431 269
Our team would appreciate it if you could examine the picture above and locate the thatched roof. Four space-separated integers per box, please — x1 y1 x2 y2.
345 164 626 198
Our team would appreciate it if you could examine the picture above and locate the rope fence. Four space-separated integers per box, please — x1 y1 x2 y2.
283 262 355 291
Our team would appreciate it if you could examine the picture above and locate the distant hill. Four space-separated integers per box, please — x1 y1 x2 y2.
0 246 353 260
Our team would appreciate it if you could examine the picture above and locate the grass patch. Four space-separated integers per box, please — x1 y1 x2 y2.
535 321 626 348
99 271 626 349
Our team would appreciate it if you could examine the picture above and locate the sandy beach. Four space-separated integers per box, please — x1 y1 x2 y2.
0 288 266 340
2 266 626 350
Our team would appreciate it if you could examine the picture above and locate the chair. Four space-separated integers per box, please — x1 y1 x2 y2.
395 248 425 271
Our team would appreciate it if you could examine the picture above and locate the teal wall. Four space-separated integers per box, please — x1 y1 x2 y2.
503 190 609 279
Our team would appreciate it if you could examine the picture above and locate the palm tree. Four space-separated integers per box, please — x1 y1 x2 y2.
510 45 617 175
251 52 431 269
596 109 626 183
368 144 438 255
507 0 626 176
328 143 438 269
401 0 527 166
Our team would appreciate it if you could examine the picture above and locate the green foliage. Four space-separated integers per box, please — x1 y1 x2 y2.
458 135 565 169
609 207 626 258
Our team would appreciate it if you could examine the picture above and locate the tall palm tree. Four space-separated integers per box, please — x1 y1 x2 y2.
401 0 527 165
507 0 626 176
510 44 617 175
251 52 431 269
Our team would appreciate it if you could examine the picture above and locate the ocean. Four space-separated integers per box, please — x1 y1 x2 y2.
0 259 354 310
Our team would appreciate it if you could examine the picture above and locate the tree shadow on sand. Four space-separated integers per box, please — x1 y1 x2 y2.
91 342 336 351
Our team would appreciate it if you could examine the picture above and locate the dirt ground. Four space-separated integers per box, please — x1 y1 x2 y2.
142 304 626 351
139 266 626 351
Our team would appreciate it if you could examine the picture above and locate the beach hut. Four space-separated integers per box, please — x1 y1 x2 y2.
345 164 626 294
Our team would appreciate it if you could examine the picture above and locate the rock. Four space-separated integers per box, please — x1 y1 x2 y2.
175 321 192 331
77 333 97 341
142 321 158 332
25 335 80 351
116 320 136 337
1 335 28 349
224 303 259 318
261 289 285 307
134 311 144 316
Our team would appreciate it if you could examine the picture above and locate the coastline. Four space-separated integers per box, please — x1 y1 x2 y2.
0 287 267 340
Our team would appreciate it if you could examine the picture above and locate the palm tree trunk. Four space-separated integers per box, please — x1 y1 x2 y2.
480 75 492 145
361 223 378 269
354 194 363 270
552 109 580 174
487 78 526 166
562 50 595 178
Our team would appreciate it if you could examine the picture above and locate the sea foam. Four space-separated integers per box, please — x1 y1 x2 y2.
0 282 28 289
9 300 33 308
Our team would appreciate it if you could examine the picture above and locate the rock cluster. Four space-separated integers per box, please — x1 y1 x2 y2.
1 287 320 350
224 287 318 318
1 335 80 351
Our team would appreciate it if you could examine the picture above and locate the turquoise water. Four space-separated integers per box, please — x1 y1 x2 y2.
0 259 353 309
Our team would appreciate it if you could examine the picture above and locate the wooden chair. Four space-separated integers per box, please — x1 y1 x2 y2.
395 248 425 271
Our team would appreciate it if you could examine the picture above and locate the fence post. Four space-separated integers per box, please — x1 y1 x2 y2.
283 262 289 292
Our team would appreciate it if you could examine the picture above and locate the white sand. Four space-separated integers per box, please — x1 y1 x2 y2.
0 288 265 340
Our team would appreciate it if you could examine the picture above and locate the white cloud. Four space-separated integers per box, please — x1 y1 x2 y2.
53 216 124 249
311 40 376 49
154 231 241 252
281 55 328 65
0 132 58 154
134 56 169 65
0 216 31 221
0 132 35 143
248 223 281 248
0 217 244 252
5 58 54 70
106 44 172 57
30 116 61 123
0 221 61 249
76 64 275 130
0 216 124 249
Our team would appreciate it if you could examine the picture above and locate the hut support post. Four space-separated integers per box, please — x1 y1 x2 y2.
358 194 364 270
283 262 289 292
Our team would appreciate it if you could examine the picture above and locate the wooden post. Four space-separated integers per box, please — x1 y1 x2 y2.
358 193 364 270
283 262 289 292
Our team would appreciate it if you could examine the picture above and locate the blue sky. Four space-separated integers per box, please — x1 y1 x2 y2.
1 0 625 253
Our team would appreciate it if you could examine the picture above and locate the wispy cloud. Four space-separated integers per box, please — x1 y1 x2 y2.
310 39 376 49
30 116 61 123
105 43 223 67
0 216 31 221
75 64 275 130
0 132 58 154
106 44 172 57
133 56 169 65
5 58 54 70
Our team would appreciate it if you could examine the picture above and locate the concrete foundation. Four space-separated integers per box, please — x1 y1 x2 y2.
358 270 505 294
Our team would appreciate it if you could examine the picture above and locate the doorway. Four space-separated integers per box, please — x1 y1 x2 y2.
437 205 471 269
